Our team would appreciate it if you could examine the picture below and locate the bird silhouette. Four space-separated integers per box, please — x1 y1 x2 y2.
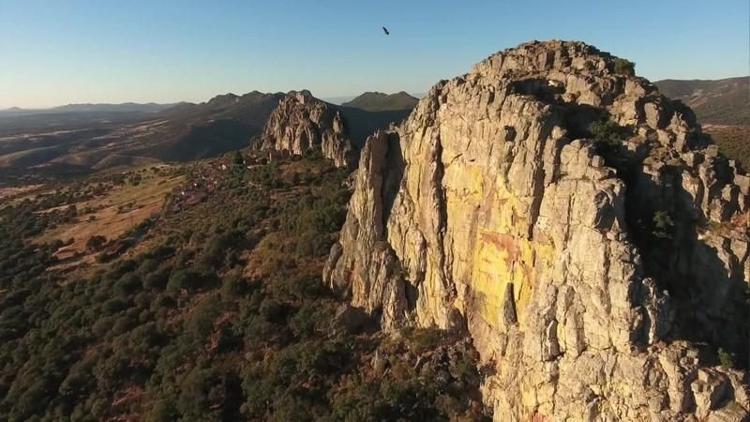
382 26 390 35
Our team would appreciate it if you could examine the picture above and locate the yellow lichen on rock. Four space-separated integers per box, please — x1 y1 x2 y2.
470 229 555 328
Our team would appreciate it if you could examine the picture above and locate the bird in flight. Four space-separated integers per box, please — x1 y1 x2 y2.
382 26 390 35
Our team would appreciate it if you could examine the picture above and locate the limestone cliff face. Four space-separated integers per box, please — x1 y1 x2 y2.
259 90 356 167
325 41 750 420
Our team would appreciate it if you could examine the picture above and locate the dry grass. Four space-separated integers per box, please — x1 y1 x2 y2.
0 184 44 201
36 172 184 268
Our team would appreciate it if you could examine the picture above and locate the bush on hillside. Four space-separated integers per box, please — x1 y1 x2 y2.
613 58 635 76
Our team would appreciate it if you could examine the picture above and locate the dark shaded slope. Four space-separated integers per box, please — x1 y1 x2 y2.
142 92 283 162
336 106 412 148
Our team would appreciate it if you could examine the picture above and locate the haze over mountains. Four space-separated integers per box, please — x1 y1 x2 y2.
0 103 177 117
0 91 422 117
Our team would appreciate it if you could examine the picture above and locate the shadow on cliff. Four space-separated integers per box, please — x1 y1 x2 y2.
558 107 750 369
336 106 411 149
510 78 609 139
377 131 420 310
613 151 749 369
381 132 405 223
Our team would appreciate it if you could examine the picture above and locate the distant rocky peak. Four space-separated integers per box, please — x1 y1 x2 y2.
206 93 240 107
258 91 356 168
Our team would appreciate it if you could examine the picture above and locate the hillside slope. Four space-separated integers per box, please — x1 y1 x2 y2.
655 77 749 125
0 152 488 420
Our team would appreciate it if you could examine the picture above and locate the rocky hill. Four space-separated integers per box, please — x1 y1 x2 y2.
325 40 749 420
258 91 356 167
258 90 412 167
342 91 419 112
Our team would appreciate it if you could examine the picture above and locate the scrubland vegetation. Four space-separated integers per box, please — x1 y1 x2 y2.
0 152 487 421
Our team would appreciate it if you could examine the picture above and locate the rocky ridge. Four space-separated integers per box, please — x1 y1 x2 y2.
324 40 750 420
259 90 356 167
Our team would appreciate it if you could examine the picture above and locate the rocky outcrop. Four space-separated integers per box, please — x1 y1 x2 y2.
325 40 750 420
259 90 356 167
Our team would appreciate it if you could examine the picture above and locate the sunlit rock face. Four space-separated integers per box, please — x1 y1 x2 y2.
259 90 356 168
325 40 749 421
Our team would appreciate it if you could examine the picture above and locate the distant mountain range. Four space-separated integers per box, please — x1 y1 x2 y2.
3 91 424 117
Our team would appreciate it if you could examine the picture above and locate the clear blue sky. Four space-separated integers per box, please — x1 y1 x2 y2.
1 0 748 108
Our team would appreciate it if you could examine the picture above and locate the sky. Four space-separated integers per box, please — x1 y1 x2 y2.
0 0 748 109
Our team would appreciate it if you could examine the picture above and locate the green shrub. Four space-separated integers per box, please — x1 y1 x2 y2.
85 235 107 252
137 258 160 276
114 273 141 296
220 271 246 299
145 398 178 422
186 297 220 342
143 269 169 290
166 269 204 293
259 298 286 323
613 58 635 76
652 210 674 239
403 327 444 354
591 119 628 148
718 348 735 369
103 298 128 314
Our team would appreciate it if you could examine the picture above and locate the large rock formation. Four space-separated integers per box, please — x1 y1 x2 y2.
325 40 750 420
259 90 356 167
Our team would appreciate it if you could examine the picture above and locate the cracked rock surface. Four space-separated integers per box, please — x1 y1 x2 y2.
324 40 749 421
